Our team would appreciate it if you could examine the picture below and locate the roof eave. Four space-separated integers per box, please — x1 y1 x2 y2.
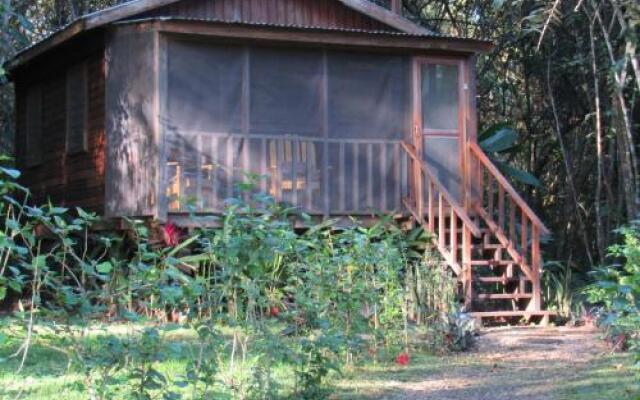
5 0 492 75
149 18 494 54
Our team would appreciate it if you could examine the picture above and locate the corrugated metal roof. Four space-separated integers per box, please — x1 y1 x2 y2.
7 0 492 71
116 16 490 43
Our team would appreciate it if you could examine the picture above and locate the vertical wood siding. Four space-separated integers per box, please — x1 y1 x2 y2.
104 29 158 218
142 0 395 31
15 55 106 213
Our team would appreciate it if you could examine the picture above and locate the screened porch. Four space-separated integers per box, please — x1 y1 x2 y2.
159 38 413 216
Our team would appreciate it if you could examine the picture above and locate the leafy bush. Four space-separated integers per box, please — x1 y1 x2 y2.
587 225 640 374
0 165 463 399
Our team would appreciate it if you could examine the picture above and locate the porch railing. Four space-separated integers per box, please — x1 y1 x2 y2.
163 131 407 216
467 141 550 311
401 141 481 276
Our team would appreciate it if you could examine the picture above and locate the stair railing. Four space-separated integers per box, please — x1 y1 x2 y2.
401 141 481 277
467 142 550 311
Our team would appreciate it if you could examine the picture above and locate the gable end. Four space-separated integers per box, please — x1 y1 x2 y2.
137 0 397 32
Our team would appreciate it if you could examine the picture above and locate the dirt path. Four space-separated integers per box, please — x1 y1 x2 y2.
340 326 622 400
394 326 608 400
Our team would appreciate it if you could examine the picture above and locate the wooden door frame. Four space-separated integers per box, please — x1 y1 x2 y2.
412 55 468 203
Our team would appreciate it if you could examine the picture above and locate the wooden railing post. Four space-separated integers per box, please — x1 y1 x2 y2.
462 224 472 310
438 194 445 249
521 210 528 261
416 160 424 219
428 181 434 231
450 208 458 265
531 224 542 311
412 125 424 221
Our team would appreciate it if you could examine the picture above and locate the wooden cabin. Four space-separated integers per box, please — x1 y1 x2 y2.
7 0 551 322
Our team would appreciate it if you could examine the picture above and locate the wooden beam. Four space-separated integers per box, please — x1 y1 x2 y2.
469 310 556 318
337 0 431 35
476 293 533 300
321 50 330 218
157 21 494 54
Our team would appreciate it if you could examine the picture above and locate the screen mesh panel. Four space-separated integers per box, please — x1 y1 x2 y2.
166 40 243 134
423 136 461 201
328 52 407 140
162 39 410 214
421 64 459 131
250 48 322 136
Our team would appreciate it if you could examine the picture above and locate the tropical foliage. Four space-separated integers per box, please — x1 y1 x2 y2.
587 225 640 374
0 163 466 398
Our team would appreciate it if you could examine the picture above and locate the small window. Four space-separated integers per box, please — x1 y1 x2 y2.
66 62 88 154
25 84 42 167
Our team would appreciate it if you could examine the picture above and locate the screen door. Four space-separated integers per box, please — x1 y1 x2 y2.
415 58 464 201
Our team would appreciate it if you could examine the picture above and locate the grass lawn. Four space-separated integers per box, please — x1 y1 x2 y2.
0 322 294 399
555 354 640 400
0 322 638 399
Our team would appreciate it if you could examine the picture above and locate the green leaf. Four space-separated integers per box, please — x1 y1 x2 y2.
53 215 67 228
0 167 20 179
49 207 68 215
479 127 518 153
96 261 113 274
32 255 47 269
0 287 6 301
167 234 199 257
494 160 542 187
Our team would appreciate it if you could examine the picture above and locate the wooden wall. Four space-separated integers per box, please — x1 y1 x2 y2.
14 42 106 214
104 28 159 218
141 0 396 31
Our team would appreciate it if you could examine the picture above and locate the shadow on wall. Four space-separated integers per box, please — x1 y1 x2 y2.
105 30 156 218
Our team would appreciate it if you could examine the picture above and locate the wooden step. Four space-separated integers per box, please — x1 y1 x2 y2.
469 310 556 319
475 293 533 300
470 260 514 266
475 276 530 283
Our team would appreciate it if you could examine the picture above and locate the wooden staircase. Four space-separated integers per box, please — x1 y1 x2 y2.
402 140 553 324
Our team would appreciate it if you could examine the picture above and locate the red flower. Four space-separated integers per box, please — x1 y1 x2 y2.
395 352 410 366
163 222 181 247
270 306 280 317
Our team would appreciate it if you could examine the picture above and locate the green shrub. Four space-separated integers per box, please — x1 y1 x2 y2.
587 225 640 375
0 167 462 399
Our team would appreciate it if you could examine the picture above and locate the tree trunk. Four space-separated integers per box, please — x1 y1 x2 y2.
588 14 606 260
